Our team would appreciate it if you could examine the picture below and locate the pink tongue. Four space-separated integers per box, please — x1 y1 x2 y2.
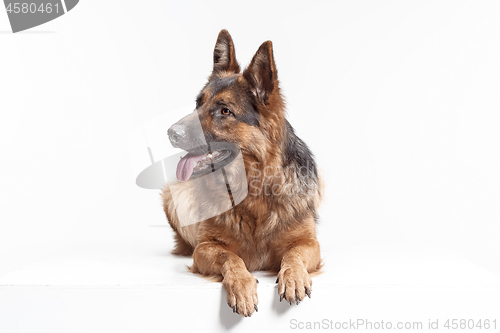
176 153 205 182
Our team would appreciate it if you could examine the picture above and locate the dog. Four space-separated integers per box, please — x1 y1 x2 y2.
161 30 322 317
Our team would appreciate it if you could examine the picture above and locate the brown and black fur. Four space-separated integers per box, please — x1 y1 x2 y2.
161 30 322 317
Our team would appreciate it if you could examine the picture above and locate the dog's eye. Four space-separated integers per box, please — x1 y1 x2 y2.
221 108 232 116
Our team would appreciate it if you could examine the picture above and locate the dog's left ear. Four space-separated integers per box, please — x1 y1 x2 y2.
213 29 240 74
243 41 278 104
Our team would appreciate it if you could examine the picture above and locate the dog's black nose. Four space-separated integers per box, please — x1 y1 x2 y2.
168 124 186 147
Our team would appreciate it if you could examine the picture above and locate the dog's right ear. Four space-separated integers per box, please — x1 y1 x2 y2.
242 41 277 104
212 30 240 74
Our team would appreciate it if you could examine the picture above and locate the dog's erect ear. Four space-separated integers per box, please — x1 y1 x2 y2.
213 30 240 74
243 41 277 104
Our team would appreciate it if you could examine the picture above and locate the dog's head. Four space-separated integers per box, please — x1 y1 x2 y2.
168 30 285 182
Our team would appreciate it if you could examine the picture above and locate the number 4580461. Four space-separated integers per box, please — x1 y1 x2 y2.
444 319 497 330
6 3 60 14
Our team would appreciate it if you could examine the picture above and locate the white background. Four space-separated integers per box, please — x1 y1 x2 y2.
1 0 499 332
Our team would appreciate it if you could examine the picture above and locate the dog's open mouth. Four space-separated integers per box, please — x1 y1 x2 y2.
176 143 238 182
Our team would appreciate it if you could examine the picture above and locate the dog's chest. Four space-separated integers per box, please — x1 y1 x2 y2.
229 217 275 271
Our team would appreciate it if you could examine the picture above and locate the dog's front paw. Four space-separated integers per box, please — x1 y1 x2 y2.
277 266 312 305
222 272 259 317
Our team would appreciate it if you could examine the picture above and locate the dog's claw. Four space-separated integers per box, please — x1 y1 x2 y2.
254 305 258 312
275 277 279 283
305 287 312 298
256 278 259 284
280 294 284 302
232 305 237 313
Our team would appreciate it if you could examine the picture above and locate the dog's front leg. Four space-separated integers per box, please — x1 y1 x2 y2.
277 238 321 305
191 241 258 317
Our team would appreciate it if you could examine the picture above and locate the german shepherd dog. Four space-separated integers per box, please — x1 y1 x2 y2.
162 30 322 317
